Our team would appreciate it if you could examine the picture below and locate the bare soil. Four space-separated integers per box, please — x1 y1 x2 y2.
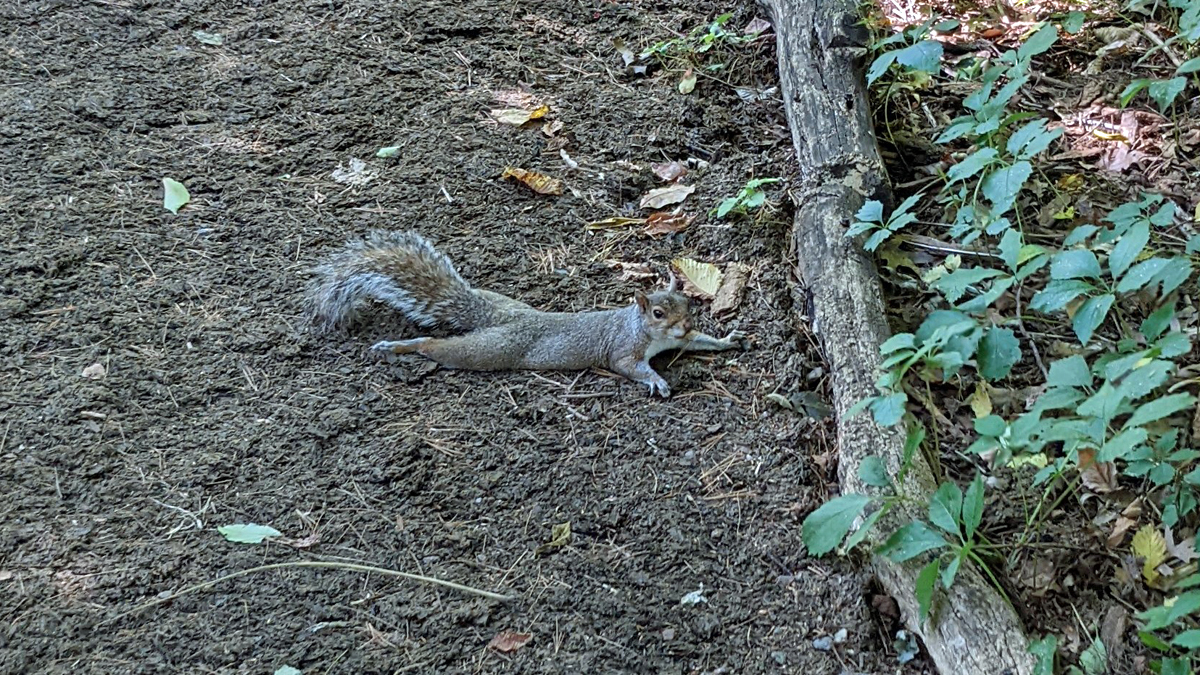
0 0 918 673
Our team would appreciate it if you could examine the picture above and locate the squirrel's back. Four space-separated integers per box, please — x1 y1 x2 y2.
306 230 505 333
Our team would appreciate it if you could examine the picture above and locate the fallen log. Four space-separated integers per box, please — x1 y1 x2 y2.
759 0 1036 672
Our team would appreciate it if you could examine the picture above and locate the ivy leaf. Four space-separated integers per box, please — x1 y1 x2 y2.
863 229 892 252
895 40 944 74
975 414 1007 437
1078 381 1126 421
1171 630 1200 648
1108 222 1149 279
930 267 1006 303
1078 637 1107 675
1063 11 1086 34
997 228 1022 271
978 326 1020 381
1073 293 1115 345
871 393 908 426
1178 56 1200 75
1157 332 1191 358
881 333 916 353
961 473 984 539
1116 257 1170 293
1029 635 1057 675
867 51 899 84
941 552 963 588
1017 24 1058 60
1120 79 1152 107
878 521 950 562
859 456 891 488
802 494 871 556
1161 658 1192 675
856 200 885 223
1047 355 1092 389
1097 427 1148 462
981 161 1032 215
1125 393 1196 428
1148 77 1187 112
1140 302 1175 341
937 117 977 143
916 559 940 624
947 148 999 184
928 481 963 536
1050 249 1102 280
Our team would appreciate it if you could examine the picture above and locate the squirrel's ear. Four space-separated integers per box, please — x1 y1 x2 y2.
634 291 649 312
666 273 679 294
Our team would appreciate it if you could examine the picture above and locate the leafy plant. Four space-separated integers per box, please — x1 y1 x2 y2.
713 177 780 219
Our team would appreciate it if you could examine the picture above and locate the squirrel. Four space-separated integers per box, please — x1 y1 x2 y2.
305 230 748 397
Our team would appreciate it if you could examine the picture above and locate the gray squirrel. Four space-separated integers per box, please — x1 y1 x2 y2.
306 230 748 397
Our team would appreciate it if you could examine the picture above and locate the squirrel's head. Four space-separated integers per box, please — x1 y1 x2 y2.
635 275 692 339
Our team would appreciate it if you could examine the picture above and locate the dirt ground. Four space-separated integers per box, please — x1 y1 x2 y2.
0 0 921 673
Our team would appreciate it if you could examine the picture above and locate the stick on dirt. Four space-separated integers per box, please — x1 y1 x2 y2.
100 560 515 626
759 0 1036 672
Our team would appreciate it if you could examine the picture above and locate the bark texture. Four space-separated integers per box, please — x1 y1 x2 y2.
760 0 1036 672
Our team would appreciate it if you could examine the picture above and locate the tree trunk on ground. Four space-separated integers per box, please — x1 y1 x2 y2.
759 1 1036 673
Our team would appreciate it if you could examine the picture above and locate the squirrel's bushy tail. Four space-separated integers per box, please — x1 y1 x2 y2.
306 230 495 333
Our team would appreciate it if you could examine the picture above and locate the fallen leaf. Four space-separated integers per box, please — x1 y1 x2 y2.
81 363 106 380
273 667 301 675
968 382 993 418
1015 557 1057 596
1132 525 1168 583
162 178 190 214
218 523 282 544
711 263 750 316
1165 527 1198 564
1108 516 1138 549
639 183 695 209
1091 129 1128 142
678 68 696 95
1080 451 1118 494
192 30 224 46
491 108 537 126
542 119 564 137
331 158 377 186
734 86 779 102
376 146 400 158
493 89 541 109
680 584 707 605
981 27 1006 39
607 260 655 281
587 216 646 230
535 521 571 555
277 532 321 549
643 211 692 237
501 167 563 195
743 17 771 35
651 161 687 182
672 258 723 298
488 631 532 653
528 105 549 120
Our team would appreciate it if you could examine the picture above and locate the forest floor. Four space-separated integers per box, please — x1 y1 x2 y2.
0 1 912 673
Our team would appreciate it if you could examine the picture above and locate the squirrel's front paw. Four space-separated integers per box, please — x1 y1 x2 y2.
645 376 671 398
723 330 750 349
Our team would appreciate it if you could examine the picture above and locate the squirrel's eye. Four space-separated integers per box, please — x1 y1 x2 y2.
652 308 665 319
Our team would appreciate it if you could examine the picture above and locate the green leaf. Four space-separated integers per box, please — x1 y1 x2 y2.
1047 355 1092 389
928 481 963 536
871 393 908 426
931 267 1006 303
1078 636 1106 675
274 667 302 675
802 494 871 556
1078 381 1125 421
941 552 962 588
867 51 899 84
1139 630 1172 652
1072 293 1115 345
1178 56 1200 75
1151 257 1192 296
1120 79 1152 107
1125 392 1196 428
1158 332 1191 358
218 523 282 544
1149 77 1187 112
1116 257 1170 293
1109 221 1149 279
937 117 977 144
1160 658 1191 675
1029 279 1092 313
878 521 950 562
1097 427 1148 462
998 229 1021 271
855 200 884 223
962 473 984 539
1017 24 1058 60
162 177 190 214
863 229 892 252
1141 301 1175 340
947 148 998 184
975 414 1007 437
1120 360 1173 401
981 161 1032 215
881 333 916 354
376 146 400 158
895 40 943 74
916 559 940 624
1029 634 1057 675
978 326 1020 381
844 507 883 551
1064 224 1099 246
1063 11 1086 34
859 456 891 488
716 197 739 218
1050 249 1102 280
845 221 876 238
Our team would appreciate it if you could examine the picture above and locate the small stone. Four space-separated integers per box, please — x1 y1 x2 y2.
771 651 786 665
812 636 833 651
81 363 106 379
833 628 848 643
662 628 675 640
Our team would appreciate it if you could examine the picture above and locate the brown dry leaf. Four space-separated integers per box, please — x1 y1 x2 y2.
643 211 692 237
981 27 1006 39
1080 451 1118 494
743 17 771 35
651 161 687 182
587 216 645 230
81 363 106 380
488 630 532 653
607 260 655 281
640 184 695 209
672 258 723 298
1015 557 1057 596
535 521 571 555
711 263 750 316
678 68 696 94
277 532 321 549
501 167 563 195
1165 526 1198 564
493 89 541 109
1108 515 1138 549
542 119 564 137
1192 401 1200 447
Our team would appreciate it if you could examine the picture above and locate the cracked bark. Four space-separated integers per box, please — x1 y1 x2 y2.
760 0 1036 672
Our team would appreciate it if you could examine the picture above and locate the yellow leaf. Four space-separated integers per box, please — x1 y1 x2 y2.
1057 174 1085 192
1092 129 1128 142
529 105 550 119
1007 453 1048 469
500 167 563 195
491 108 535 126
1132 525 1168 584
586 216 646 230
535 521 572 556
672 258 723 297
968 382 992 418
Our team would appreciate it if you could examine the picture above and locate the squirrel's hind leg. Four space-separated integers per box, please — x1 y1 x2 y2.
371 338 430 355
